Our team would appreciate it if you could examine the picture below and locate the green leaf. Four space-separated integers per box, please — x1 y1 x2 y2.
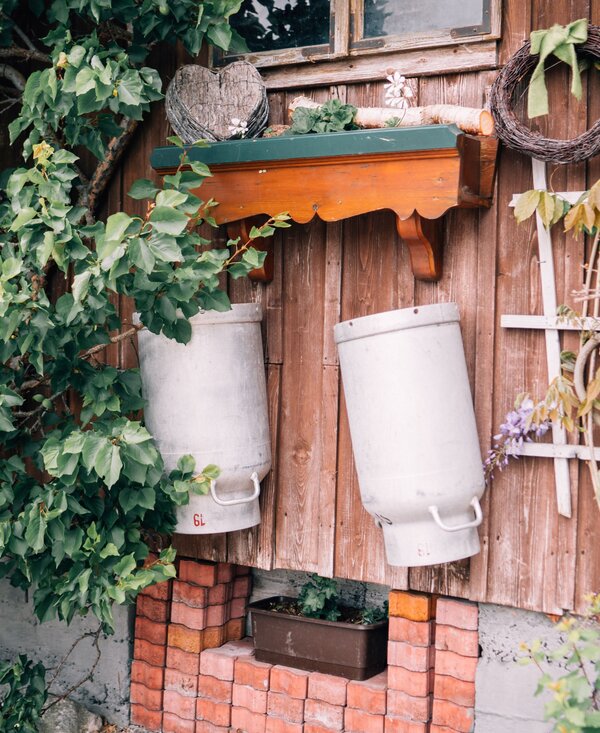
105 211 133 243
72 270 92 302
25 509 46 553
207 23 232 50
9 207 37 231
128 179 159 200
149 206 189 235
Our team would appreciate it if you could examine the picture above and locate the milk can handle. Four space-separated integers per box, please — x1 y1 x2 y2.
210 472 261 506
428 496 483 532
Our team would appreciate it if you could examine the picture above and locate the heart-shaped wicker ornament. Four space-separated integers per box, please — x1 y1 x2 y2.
165 61 269 143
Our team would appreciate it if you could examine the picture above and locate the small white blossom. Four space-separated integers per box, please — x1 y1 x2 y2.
228 118 248 137
383 71 414 110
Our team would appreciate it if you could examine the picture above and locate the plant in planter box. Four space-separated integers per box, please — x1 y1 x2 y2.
249 574 388 680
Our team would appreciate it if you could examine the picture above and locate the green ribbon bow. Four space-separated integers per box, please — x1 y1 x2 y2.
527 18 588 119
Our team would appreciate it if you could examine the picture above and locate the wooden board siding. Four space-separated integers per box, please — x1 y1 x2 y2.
8 1 600 616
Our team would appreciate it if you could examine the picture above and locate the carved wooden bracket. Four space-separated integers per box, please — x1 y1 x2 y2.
152 127 498 282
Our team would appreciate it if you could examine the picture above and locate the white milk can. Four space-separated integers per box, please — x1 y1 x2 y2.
334 303 485 567
137 303 271 534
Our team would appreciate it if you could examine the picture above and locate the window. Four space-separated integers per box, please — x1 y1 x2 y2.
218 0 500 79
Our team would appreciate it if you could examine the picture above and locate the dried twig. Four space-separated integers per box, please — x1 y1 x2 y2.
0 62 25 91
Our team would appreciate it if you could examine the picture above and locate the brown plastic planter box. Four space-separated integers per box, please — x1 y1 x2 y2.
248 596 388 680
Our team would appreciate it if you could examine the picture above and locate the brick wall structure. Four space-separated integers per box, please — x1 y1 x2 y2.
130 560 480 733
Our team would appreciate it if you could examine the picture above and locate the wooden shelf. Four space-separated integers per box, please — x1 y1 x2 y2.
151 126 498 281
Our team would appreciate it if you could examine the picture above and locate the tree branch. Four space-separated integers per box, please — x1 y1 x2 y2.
81 117 140 215
0 63 25 91
0 45 50 64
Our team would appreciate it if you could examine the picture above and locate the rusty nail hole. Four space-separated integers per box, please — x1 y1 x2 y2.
413 308 419 314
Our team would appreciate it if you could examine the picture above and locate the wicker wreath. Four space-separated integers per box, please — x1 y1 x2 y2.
489 24 600 164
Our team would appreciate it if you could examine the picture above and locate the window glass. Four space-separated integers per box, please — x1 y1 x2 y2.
230 0 331 53
363 0 486 39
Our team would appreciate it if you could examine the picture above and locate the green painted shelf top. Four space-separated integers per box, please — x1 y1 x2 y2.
150 125 465 169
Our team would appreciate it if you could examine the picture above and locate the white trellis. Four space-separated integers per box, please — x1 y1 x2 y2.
502 157 600 519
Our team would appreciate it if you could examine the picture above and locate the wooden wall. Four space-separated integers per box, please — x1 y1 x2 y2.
9 0 600 616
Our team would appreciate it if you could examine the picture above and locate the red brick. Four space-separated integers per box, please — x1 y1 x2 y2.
164 690 197 720
233 575 252 598
236 564 251 575
131 704 162 731
308 672 348 706
208 583 230 605
387 690 432 722
346 671 387 714
304 725 341 733
229 596 248 619
389 591 435 621
233 682 268 713
130 660 164 690
173 580 209 608
345 708 385 733
430 726 461 733
179 560 218 587
435 625 479 657
227 617 246 641
168 623 203 654
388 641 433 672
172 601 208 631
385 717 429 733
216 562 235 584
389 617 433 646
196 697 231 727
141 579 171 601
167 646 200 675
231 706 266 733
267 691 305 723
165 668 198 697
436 599 478 631
163 712 196 733
387 666 433 697
133 638 166 667
432 700 475 732
206 603 228 627
304 699 344 730
270 666 310 699
203 625 226 649
137 594 169 623
266 718 303 733
434 651 478 682
130 682 162 711
135 616 167 646
434 675 475 707
195 722 229 733
235 657 272 690
200 641 253 680
198 674 233 703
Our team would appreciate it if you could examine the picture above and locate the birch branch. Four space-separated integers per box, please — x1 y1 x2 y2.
289 96 495 136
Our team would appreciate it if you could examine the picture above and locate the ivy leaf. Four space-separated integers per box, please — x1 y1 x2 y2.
72 271 92 303
149 206 189 235
128 179 159 200
25 510 46 553
514 190 541 223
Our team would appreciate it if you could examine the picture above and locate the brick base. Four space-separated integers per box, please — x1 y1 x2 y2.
131 564 479 733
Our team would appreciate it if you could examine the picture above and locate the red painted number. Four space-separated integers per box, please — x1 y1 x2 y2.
193 513 206 527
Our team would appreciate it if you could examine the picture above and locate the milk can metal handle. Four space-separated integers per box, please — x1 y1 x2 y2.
428 496 483 532
210 471 261 506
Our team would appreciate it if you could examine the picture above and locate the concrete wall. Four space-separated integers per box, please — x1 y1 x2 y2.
0 580 133 727
475 603 565 732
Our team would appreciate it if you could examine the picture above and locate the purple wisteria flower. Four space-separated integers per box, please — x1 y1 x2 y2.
485 397 551 481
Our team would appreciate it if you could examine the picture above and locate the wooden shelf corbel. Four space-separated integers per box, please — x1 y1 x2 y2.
151 126 498 282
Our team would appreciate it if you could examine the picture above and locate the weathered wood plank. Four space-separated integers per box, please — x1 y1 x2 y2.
274 217 331 573
260 42 497 90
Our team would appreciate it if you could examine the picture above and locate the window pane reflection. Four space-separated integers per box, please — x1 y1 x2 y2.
231 0 331 52
364 0 485 39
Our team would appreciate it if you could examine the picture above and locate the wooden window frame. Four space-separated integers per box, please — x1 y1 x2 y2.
212 0 500 88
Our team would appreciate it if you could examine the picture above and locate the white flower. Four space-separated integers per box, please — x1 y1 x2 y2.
383 71 414 109
228 118 248 137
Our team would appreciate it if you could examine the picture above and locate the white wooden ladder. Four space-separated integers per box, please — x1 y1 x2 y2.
502 157 599 519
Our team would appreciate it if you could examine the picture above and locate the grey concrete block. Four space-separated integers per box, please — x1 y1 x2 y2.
0 580 133 727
